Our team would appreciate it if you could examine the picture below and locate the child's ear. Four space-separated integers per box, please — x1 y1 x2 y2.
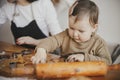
69 4 74 15
92 24 98 32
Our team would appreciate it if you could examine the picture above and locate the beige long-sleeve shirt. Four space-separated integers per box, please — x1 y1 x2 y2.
37 29 112 65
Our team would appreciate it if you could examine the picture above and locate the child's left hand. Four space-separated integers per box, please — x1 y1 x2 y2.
66 54 84 62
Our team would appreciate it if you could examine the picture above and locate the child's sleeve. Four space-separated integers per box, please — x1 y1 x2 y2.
36 30 67 53
84 40 112 65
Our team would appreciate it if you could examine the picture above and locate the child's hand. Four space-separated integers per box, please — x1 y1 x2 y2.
16 36 39 45
31 48 47 64
66 54 84 62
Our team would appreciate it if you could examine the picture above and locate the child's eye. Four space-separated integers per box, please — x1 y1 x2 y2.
70 27 74 30
79 30 84 33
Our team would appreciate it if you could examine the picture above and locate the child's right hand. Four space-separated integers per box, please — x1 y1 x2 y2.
31 48 47 64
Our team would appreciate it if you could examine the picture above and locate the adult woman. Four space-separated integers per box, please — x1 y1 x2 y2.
0 0 62 48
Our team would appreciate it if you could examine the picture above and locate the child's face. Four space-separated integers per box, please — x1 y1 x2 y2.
68 15 97 43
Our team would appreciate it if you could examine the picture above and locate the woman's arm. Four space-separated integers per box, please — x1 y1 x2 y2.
0 7 7 24
43 0 62 35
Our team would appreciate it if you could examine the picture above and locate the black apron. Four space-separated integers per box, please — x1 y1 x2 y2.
11 4 47 49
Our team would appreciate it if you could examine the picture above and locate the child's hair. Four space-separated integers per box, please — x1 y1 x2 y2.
9 0 38 3
71 0 99 25
26 0 38 3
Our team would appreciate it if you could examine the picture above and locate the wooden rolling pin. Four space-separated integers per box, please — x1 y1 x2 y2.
36 61 107 78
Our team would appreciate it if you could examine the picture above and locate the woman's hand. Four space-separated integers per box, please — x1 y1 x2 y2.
31 48 47 64
16 36 40 46
66 54 84 62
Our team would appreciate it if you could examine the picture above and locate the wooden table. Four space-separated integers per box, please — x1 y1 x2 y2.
0 41 28 52
0 41 120 80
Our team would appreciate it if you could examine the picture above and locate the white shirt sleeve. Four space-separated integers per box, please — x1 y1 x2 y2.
43 0 62 35
0 7 7 24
